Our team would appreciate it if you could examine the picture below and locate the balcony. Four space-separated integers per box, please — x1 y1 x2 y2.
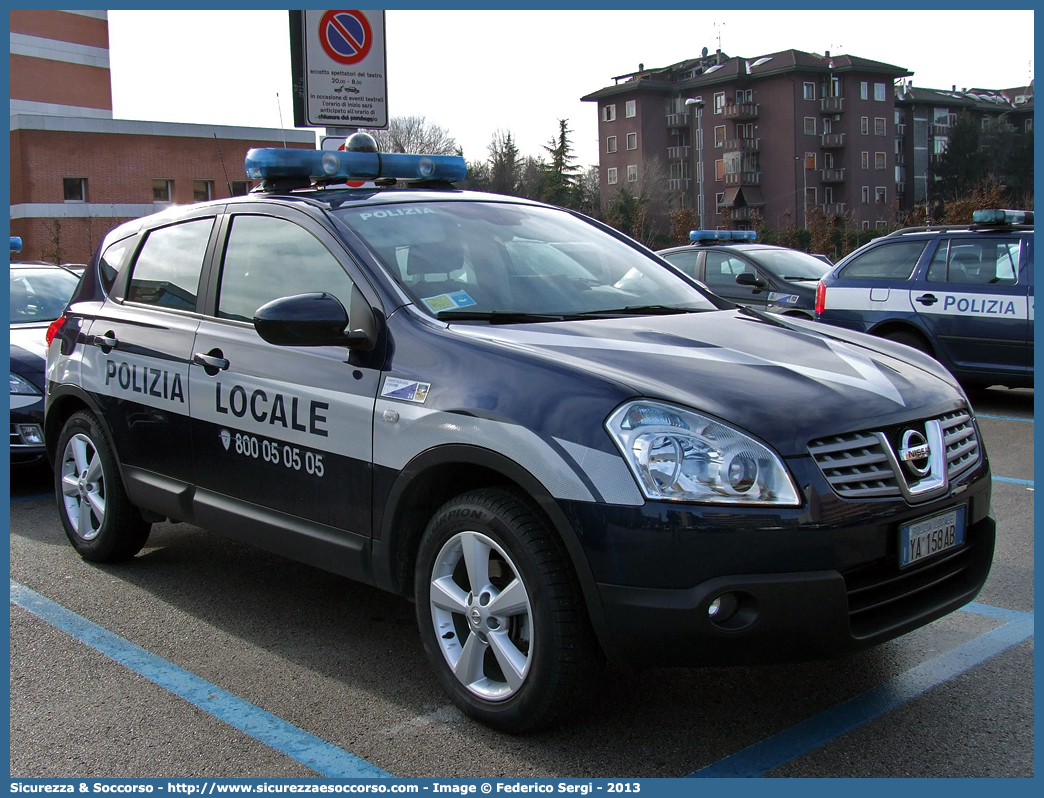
725 206 763 221
722 102 759 120
667 145 691 160
668 178 692 191
820 168 846 183
666 112 691 128
929 124 951 137
724 137 760 152
820 202 847 217
724 171 761 187
820 96 845 114
821 132 846 148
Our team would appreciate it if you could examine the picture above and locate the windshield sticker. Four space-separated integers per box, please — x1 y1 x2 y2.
422 291 477 313
381 377 431 404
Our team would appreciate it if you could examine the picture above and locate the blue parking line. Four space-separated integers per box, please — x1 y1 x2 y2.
688 605 1034 777
10 580 393 779
975 414 1033 423
993 476 1034 487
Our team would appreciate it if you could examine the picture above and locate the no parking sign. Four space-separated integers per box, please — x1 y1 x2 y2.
290 10 387 129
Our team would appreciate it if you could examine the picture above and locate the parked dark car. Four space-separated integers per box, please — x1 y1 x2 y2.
658 232 831 318
10 262 81 463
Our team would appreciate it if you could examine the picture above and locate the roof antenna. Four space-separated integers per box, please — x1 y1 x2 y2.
276 92 288 148
213 134 232 197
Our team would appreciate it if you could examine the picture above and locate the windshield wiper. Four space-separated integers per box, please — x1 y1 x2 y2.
437 310 572 324
580 304 703 317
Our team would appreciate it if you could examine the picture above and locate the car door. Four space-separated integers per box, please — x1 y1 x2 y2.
188 206 384 576
78 213 218 493
911 234 1029 378
703 249 768 308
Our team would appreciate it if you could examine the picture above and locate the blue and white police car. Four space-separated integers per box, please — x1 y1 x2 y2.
815 210 1033 389
45 135 994 732
658 231 831 319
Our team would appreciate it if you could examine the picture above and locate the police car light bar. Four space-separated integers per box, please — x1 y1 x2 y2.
972 209 1033 226
11 236 22 254
690 230 757 243
244 148 467 184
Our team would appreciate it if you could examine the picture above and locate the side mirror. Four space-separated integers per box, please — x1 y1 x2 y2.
253 287 375 350
735 271 767 290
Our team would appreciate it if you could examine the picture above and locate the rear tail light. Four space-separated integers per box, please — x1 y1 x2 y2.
45 316 66 347
815 281 826 315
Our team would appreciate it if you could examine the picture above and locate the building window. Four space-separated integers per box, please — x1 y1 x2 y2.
606 136 617 153
830 76 841 97
875 187 887 204
63 177 87 203
715 159 725 180
803 82 816 100
193 180 213 203
737 122 754 138
861 81 868 100
824 187 834 204
231 181 252 196
715 192 725 207
862 186 870 203
626 164 638 182
714 125 726 147
602 104 616 122
862 221 871 231
860 116 869 135
875 152 886 170
874 82 886 101
625 100 636 118
804 117 816 135
1026 119 1034 133
714 92 726 114
736 89 753 103
874 117 886 136
805 187 817 206
876 221 888 230
626 132 637 150
152 179 173 202
861 152 870 170
805 152 817 170
606 167 618 185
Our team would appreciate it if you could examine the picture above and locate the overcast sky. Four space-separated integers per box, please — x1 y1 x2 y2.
107 9 1035 169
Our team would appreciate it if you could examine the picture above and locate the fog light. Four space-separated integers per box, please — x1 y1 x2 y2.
708 597 722 617
17 424 44 445
707 592 740 624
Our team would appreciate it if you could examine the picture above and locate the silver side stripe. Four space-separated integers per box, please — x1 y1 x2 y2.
453 326 906 406
554 439 644 506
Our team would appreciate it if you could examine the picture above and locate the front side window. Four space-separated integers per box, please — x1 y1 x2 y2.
704 252 754 285
217 215 354 322
334 201 716 318
127 218 214 309
840 240 928 280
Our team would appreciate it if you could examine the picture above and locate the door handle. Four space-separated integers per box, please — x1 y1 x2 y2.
93 331 118 351
915 293 938 306
193 351 230 371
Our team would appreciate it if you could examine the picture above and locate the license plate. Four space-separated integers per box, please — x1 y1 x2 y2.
899 506 966 568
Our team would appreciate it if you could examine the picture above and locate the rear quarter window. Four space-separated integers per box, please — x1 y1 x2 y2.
839 240 928 281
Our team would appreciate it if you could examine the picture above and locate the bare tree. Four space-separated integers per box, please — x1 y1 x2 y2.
365 116 458 155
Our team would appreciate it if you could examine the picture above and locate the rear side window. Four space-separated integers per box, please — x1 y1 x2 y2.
926 238 1021 286
98 237 133 296
839 240 927 280
661 250 700 277
126 218 214 310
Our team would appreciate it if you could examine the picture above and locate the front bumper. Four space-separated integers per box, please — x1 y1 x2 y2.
561 455 994 668
11 395 47 465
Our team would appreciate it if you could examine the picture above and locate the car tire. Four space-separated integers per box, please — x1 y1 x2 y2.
414 488 603 733
883 330 932 356
54 411 151 562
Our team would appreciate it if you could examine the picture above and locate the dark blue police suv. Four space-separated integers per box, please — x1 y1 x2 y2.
45 137 994 732
815 210 1033 389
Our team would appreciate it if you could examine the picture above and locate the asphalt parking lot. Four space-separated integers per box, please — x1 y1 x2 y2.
8 387 1034 779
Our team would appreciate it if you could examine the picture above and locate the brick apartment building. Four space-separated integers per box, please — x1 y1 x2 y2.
583 49 917 234
894 81 1034 212
10 9 315 265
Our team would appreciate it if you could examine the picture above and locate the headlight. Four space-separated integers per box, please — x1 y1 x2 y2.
606 400 800 506
10 373 42 396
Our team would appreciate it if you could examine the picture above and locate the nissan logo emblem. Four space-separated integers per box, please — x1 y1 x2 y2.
899 429 931 477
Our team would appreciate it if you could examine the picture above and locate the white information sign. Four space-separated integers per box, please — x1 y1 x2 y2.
302 10 387 128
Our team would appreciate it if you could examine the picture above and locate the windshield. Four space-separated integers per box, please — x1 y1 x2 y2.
10 267 80 323
333 201 716 320
751 249 832 280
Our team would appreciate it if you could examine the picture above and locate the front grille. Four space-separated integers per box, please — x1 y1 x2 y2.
808 410 982 500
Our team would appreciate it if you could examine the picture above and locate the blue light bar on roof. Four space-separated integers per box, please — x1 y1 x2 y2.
690 229 757 242
11 236 22 254
244 148 467 184
971 209 1033 225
